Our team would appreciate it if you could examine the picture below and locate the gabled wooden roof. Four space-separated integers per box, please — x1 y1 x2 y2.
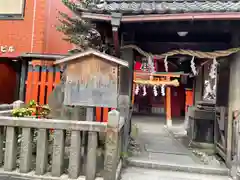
54 49 129 67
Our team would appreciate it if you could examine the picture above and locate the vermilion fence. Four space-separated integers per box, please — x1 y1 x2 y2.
24 62 112 122
25 63 61 105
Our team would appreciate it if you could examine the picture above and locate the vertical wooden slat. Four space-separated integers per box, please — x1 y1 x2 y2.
4 127 17 171
25 64 33 103
132 72 136 105
47 66 54 104
69 130 81 179
32 65 40 102
227 107 233 167
103 108 109 122
117 129 122 163
185 89 193 112
39 66 47 105
52 130 65 177
0 127 4 165
20 128 33 173
96 107 102 122
19 60 28 101
54 66 61 85
36 129 48 175
86 131 97 180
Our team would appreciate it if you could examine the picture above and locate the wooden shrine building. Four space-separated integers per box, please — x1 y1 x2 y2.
76 0 240 124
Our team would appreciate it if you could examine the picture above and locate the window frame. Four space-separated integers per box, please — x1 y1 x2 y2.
0 0 26 20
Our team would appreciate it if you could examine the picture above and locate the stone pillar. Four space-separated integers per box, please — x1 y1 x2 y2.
104 110 120 180
118 95 130 152
13 100 24 109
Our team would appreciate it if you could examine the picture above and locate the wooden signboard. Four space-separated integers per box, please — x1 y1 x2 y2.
64 56 118 108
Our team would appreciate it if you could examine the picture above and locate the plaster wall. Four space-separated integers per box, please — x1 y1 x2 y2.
228 53 240 111
120 49 134 98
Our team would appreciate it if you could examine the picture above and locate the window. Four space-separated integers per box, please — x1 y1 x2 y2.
0 0 25 19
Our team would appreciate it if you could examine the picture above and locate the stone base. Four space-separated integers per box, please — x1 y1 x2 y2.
236 172 240 180
166 119 172 127
127 158 229 176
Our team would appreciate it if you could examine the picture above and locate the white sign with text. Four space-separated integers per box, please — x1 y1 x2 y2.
0 45 15 53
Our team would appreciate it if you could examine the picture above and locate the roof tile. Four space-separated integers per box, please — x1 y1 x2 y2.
86 0 240 14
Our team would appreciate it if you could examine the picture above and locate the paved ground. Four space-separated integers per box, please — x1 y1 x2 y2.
129 115 226 168
121 115 230 180
121 167 231 180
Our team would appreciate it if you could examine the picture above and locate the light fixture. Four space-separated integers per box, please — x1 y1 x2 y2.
177 31 188 37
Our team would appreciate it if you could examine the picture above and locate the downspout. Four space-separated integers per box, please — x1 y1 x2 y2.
30 0 37 52
111 13 122 57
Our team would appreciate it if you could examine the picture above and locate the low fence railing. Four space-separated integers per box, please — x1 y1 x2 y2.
0 103 14 116
0 109 125 180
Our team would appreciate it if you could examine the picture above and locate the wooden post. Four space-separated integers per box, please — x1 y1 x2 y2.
236 116 240 180
185 88 193 113
19 60 28 101
25 64 33 103
0 127 4 166
227 106 233 167
104 110 120 180
132 72 136 105
166 77 172 127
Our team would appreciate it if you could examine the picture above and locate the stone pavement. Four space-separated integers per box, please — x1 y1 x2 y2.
121 115 230 180
121 167 231 180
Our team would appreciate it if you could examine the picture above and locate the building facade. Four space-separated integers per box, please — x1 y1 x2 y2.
0 0 73 103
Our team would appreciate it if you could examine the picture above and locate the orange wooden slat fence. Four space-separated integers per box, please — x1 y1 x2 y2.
25 64 61 105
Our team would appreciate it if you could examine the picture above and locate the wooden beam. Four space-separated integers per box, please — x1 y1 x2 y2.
135 42 230 55
122 21 236 33
82 12 240 23
134 71 185 78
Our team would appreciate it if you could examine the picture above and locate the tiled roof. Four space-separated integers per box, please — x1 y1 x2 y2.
86 0 240 14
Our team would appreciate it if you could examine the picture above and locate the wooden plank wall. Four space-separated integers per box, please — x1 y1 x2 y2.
25 61 61 105
24 61 114 122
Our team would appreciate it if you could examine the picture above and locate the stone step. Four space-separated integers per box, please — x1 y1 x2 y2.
126 158 229 176
120 167 232 180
